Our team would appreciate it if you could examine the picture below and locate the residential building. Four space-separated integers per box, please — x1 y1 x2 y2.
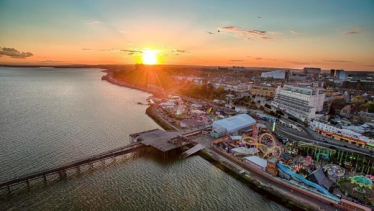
303 67 321 78
250 85 276 98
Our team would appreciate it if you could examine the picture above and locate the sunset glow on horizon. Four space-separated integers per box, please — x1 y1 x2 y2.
0 0 373 71
142 49 159 65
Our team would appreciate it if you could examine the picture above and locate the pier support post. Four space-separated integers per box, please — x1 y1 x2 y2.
43 174 47 184
59 170 66 179
26 179 30 189
76 166 80 174
7 185 11 194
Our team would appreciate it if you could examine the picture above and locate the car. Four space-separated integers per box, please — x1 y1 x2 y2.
324 140 328 143
343 145 348 148
369 150 373 154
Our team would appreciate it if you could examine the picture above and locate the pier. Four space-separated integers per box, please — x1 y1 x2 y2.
180 144 205 158
1 128 204 195
0 143 145 194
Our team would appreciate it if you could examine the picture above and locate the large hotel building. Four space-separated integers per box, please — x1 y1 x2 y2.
271 85 325 122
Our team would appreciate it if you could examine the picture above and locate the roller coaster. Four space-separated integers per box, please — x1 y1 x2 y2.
241 133 283 159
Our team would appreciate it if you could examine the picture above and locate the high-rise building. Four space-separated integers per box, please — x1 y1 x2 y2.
272 85 325 122
330 69 347 81
303 67 321 78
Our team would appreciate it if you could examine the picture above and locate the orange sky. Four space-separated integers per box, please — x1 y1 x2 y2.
1 1 373 71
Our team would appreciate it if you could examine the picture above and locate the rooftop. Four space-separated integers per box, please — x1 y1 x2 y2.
133 129 192 152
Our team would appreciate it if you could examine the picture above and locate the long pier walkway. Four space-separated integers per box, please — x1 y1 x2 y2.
0 142 145 194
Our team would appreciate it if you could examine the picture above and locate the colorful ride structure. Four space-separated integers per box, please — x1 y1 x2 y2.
241 133 282 159
277 162 338 199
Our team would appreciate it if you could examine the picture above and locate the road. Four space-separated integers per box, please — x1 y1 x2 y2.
274 124 373 157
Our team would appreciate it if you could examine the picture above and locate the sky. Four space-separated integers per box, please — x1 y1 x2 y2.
0 0 374 71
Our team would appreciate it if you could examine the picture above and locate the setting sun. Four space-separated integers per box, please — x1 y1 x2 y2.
142 50 158 65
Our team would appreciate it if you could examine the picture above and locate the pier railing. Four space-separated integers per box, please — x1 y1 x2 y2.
0 142 145 194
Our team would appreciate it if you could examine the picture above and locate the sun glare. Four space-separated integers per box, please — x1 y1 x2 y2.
142 49 158 65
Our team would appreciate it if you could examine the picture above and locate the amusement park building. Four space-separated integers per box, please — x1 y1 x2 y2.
311 121 374 148
210 114 256 138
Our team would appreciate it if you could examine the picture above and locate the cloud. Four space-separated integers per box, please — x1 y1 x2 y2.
344 31 359 35
219 26 266 36
344 26 362 35
0 47 33 59
290 30 299 35
229 60 244 62
323 60 353 63
172 49 189 53
87 21 103 25
82 48 91 50
39 60 64 63
120 49 143 56
260 36 274 40
268 31 281 35
255 57 262 60
288 61 309 65
218 26 284 42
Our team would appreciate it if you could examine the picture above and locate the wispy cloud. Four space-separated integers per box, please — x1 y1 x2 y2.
323 60 353 63
344 31 359 35
120 49 143 56
268 31 281 35
219 26 266 36
171 49 189 53
344 26 362 35
288 61 309 65
218 26 284 41
82 48 91 50
0 47 33 59
260 36 274 40
87 21 103 25
290 30 299 35
229 60 243 62
255 57 262 60
39 60 64 63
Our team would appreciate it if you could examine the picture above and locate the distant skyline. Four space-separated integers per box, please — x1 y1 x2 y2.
1 0 374 71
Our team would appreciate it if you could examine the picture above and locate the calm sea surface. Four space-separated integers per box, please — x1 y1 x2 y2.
0 67 287 211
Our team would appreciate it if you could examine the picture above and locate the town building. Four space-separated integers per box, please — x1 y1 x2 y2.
232 66 245 72
330 69 347 81
303 67 321 78
272 85 325 122
261 70 289 79
310 120 374 148
250 85 276 98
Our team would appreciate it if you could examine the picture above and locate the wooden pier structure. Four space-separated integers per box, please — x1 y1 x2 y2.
0 142 145 195
1 128 205 195
179 144 205 158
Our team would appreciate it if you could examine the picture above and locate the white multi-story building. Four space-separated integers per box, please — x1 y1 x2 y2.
272 85 325 122
261 70 287 79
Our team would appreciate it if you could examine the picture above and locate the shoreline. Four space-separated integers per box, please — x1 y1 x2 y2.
102 71 344 211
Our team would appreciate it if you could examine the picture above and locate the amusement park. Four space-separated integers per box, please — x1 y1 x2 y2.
211 114 374 210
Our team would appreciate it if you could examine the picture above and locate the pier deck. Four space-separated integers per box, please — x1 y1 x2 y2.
0 142 144 194
180 144 205 158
